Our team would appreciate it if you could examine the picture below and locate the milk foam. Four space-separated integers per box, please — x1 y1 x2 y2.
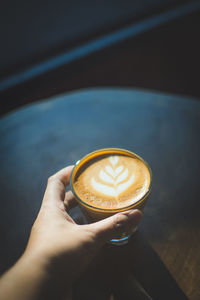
91 156 135 197
74 153 150 209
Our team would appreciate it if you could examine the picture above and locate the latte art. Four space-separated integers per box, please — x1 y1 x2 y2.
91 156 135 198
73 152 151 209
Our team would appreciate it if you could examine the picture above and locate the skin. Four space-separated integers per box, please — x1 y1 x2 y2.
0 166 142 300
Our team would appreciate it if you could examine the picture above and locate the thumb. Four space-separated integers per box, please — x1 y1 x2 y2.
87 209 142 245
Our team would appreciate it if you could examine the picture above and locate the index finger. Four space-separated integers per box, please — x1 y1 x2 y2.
50 165 74 186
43 165 74 205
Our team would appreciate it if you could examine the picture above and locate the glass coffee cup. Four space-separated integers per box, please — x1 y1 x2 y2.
70 148 152 245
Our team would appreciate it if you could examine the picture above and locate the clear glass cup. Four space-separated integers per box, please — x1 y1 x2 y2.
70 148 152 245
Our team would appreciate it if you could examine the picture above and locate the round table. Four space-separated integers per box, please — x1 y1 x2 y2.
0 88 199 299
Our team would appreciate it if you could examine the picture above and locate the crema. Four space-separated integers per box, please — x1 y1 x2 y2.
74 153 150 209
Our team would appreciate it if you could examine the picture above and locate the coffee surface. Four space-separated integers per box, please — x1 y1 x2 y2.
73 154 150 209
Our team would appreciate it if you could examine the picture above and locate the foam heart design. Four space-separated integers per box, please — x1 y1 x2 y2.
91 156 135 197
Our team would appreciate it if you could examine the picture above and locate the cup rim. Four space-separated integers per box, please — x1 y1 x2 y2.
70 148 152 212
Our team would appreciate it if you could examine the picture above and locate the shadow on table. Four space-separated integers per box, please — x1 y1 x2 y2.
73 231 188 300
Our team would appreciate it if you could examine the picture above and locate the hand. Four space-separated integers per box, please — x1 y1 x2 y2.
27 165 142 282
0 166 142 300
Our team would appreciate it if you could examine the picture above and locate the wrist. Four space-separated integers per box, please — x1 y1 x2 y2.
22 247 73 288
19 249 71 299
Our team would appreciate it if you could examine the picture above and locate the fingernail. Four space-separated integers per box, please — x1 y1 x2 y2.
116 209 142 231
124 209 143 223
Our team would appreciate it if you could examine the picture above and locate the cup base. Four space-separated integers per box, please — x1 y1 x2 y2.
109 235 130 246
109 226 138 246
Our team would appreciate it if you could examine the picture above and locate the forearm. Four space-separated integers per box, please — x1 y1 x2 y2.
0 251 70 300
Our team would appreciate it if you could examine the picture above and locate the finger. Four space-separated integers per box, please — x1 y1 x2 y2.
42 165 74 205
85 209 142 246
68 208 85 225
64 191 78 211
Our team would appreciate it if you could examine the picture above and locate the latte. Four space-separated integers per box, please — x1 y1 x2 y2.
72 149 151 210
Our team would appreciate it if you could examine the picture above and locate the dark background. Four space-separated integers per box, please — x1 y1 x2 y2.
0 0 185 73
0 0 200 115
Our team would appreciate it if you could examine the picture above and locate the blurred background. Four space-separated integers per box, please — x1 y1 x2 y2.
0 0 199 115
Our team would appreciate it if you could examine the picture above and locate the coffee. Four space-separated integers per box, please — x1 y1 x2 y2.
74 154 150 210
70 148 151 245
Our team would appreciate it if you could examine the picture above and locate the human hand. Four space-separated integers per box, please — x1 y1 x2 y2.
0 166 142 300
24 166 142 296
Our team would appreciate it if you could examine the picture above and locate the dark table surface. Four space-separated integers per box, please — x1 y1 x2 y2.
0 88 200 299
